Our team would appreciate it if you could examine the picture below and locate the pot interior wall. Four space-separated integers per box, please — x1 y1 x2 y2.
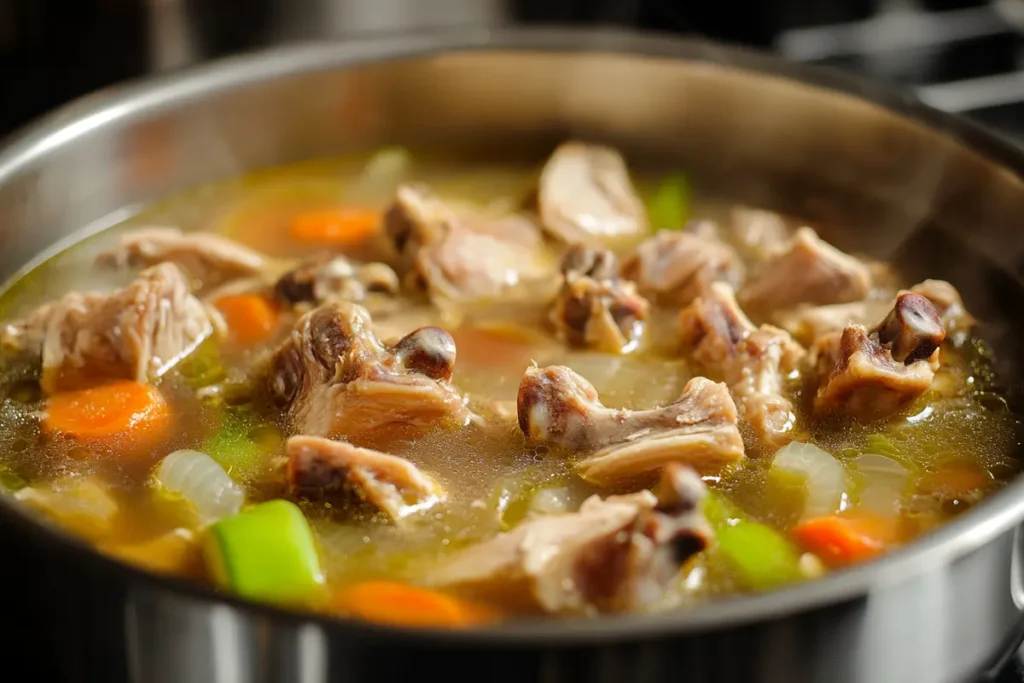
3 41 1024 387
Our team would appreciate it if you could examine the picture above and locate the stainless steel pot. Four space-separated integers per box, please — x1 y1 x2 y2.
3 28 1024 683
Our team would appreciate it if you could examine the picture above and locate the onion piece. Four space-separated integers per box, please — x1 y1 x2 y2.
346 147 413 203
528 487 576 516
771 442 848 519
155 449 245 524
852 453 910 517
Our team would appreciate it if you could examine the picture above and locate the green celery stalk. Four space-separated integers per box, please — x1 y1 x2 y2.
177 339 226 389
704 491 805 591
203 408 281 476
646 173 691 231
204 500 324 604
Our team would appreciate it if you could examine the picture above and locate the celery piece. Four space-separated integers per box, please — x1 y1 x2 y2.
205 500 324 604
0 465 26 492
646 173 691 231
203 408 281 476
704 491 804 591
177 339 226 389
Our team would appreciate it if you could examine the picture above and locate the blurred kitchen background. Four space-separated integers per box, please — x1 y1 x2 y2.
5 0 1024 137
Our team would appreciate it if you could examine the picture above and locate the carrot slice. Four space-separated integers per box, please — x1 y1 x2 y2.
791 511 896 568
214 294 279 347
332 581 496 629
44 381 171 457
289 208 381 246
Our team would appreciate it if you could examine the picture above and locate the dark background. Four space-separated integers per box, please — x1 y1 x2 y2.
0 0 932 135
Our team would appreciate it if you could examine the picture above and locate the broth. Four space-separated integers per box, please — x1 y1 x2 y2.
0 145 1016 625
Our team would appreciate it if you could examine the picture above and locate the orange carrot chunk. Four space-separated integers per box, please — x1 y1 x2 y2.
333 581 496 629
791 512 896 568
43 381 171 457
289 208 381 247
214 294 279 347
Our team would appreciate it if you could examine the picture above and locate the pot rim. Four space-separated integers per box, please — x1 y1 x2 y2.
2 26 1024 646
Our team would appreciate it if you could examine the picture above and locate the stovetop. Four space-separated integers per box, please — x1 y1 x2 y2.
774 1 1024 138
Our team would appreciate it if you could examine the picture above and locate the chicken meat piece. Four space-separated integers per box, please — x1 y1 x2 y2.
909 279 975 339
536 141 647 245
268 302 472 438
2 263 214 393
274 253 399 308
622 230 745 307
679 282 805 448
807 330 844 382
517 365 744 484
727 207 793 261
776 279 972 347
739 227 872 315
814 292 945 419
286 435 444 522
382 183 559 307
431 464 712 614
550 244 649 353
96 227 266 288
774 300 893 346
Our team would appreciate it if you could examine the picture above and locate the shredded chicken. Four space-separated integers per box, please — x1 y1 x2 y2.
3 263 214 392
536 141 647 244
517 365 744 484
550 244 649 353
431 464 712 614
739 227 872 315
274 254 399 307
813 292 945 419
268 302 472 438
286 435 444 523
96 227 265 288
623 230 744 306
383 184 559 308
679 283 805 448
